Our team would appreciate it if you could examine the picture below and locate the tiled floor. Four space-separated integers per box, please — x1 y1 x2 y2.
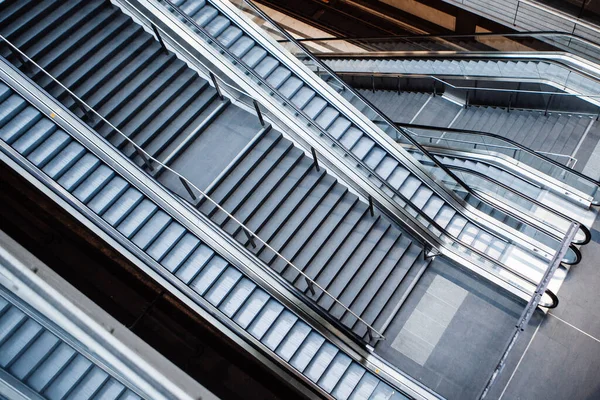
376 258 526 400
488 215 600 400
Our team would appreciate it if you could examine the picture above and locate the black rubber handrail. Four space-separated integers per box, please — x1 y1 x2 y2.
286 30 600 50
541 289 559 308
415 159 582 264
439 165 591 245
396 122 600 201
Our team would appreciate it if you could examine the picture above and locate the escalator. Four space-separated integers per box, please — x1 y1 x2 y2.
0 234 191 400
0 0 436 345
349 89 599 233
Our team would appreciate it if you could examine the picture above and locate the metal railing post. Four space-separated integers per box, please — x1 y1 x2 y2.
72 96 95 123
179 177 197 201
243 228 257 248
6 45 32 73
545 94 553 116
311 147 320 172
305 277 316 296
252 99 265 126
209 72 224 101
134 147 154 172
151 24 169 55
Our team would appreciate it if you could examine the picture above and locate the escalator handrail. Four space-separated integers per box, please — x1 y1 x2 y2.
414 157 582 264
156 0 557 299
396 122 600 199
287 30 600 52
440 165 591 245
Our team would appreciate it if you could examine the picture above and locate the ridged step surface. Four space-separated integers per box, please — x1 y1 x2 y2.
197 127 431 339
0 0 263 192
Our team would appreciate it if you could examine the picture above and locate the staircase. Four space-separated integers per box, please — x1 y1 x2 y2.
357 89 595 164
152 0 565 274
196 128 430 338
323 57 600 99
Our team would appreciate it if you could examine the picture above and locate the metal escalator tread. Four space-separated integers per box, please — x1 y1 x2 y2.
102 188 145 227
318 353 352 393
0 319 43 367
218 278 256 318
261 310 298 351
332 363 365 399
0 106 41 144
204 267 243 306
172 243 214 283
0 295 142 399
87 176 130 216
275 320 312 361
56 153 101 192
146 221 187 262
188 257 229 295
160 233 200 272
303 341 338 382
116 199 159 239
